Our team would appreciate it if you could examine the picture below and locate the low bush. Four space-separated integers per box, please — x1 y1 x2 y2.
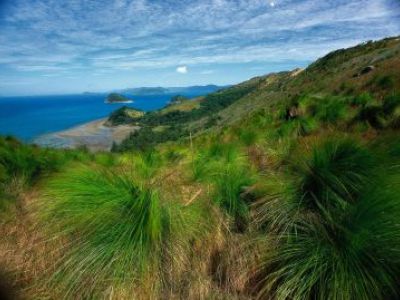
212 163 254 231
253 137 400 299
352 92 374 106
40 166 204 298
0 136 71 211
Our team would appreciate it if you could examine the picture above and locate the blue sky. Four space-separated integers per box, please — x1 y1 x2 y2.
0 0 399 96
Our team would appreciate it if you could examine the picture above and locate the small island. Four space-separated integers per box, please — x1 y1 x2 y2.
105 93 133 104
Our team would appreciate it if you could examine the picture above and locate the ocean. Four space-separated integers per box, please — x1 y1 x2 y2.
0 93 198 142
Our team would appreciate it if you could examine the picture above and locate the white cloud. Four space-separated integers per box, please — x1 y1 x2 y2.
176 65 188 74
1 0 399 94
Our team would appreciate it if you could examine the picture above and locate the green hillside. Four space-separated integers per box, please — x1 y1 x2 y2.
0 37 400 299
111 37 400 152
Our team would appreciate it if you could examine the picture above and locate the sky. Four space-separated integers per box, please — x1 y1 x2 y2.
0 0 399 96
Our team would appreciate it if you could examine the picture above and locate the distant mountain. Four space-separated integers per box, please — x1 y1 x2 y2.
120 87 169 95
166 85 227 95
117 85 227 96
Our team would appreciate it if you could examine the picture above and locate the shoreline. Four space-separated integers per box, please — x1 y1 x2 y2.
34 118 139 151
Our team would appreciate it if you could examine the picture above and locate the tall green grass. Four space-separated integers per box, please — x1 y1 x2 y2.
351 92 374 107
352 93 400 129
237 127 260 146
0 136 75 213
190 141 255 230
301 95 348 124
191 142 240 182
213 163 254 231
40 166 204 297
276 117 318 138
254 137 400 299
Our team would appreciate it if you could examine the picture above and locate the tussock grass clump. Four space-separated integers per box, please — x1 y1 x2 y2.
206 142 239 162
236 127 261 146
351 92 374 106
191 142 241 182
352 93 400 129
276 117 318 138
253 137 400 300
163 147 185 163
356 104 385 128
190 141 254 230
292 137 374 216
213 163 254 231
238 129 259 146
382 92 400 115
39 166 203 298
117 149 164 179
133 149 164 179
301 95 348 124
93 152 116 167
0 138 60 185
0 136 74 214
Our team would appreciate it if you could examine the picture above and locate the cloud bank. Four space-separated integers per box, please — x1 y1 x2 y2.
0 0 399 95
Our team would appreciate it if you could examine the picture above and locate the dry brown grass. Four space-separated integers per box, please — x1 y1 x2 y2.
0 190 63 299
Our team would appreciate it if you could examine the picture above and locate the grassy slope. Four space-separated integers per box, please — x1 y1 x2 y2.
111 37 400 150
0 37 400 299
218 37 400 126
160 97 203 114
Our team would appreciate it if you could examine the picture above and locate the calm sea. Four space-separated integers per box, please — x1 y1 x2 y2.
0 93 197 142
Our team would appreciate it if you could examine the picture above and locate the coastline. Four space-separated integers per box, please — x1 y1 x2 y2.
34 118 139 151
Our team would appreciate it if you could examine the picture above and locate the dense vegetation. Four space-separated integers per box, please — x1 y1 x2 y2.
0 136 87 213
109 80 261 151
0 37 400 299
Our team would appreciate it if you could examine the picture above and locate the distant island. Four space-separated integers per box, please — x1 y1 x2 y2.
105 93 133 104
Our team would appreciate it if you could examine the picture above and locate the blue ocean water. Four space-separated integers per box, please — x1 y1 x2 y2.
0 93 194 142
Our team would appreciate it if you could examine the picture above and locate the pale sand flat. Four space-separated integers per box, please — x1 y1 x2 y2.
34 118 139 151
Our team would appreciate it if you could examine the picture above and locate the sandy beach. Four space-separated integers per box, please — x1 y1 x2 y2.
34 118 139 151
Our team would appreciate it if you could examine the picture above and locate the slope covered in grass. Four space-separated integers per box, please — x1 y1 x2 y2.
109 37 400 152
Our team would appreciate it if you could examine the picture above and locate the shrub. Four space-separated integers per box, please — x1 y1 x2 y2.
248 110 274 128
356 105 385 128
314 97 347 123
253 137 400 299
40 166 202 297
113 125 189 152
0 163 8 183
213 163 253 232
164 148 184 163
352 92 374 106
299 95 347 124
140 150 166 179
206 142 240 163
0 136 70 209
238 128 259 146
382 93 400 115
93 152 116 167
191 142 240 182
277 117 318 138
377 75 395 89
